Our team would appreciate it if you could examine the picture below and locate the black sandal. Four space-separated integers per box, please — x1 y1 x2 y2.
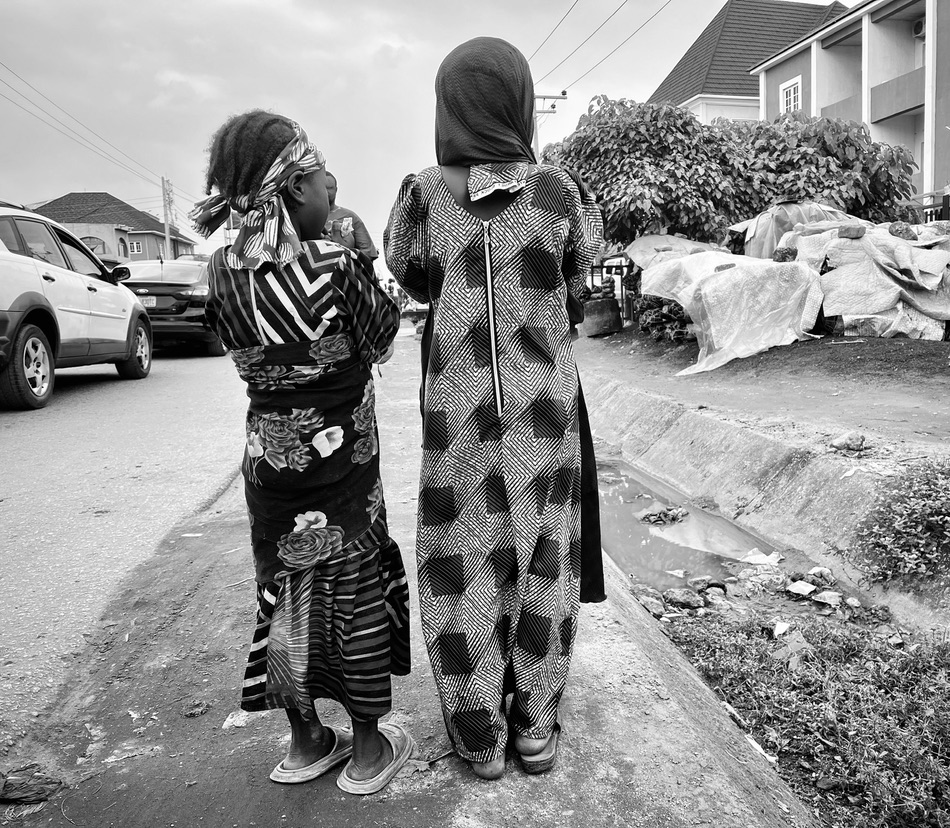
518 723 561 774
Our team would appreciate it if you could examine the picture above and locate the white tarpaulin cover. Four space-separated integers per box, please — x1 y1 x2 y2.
624 234 721 271
641 251 824 375
778 222 950 338
729 201 852 259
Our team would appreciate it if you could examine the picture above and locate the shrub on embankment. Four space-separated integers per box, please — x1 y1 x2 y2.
668 613 950 828
543 97 917 245
853 461 950 587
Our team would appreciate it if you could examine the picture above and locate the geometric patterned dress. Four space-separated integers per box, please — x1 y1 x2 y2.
385 163 603 762
206 239 411 724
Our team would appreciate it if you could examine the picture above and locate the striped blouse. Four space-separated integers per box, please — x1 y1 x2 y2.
207 239 398 379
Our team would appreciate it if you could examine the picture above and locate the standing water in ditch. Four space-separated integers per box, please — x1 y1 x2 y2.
596 454 806 594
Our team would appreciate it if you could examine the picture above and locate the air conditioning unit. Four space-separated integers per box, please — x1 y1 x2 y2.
913 19 926 39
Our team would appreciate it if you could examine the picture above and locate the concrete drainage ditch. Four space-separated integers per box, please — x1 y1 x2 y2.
597 455 886 629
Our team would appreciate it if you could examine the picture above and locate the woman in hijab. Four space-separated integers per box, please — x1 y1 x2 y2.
191 110 414 794
385 38 604 780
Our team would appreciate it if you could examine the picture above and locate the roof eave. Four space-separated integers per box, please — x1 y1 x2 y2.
749 0 881 75
680 93 760 107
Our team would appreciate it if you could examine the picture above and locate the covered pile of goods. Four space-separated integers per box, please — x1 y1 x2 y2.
623 234 722 342
626 202 950 374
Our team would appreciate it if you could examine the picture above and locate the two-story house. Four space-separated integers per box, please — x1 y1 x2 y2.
751 0 949 203
648 0 847 123
35 192 196 263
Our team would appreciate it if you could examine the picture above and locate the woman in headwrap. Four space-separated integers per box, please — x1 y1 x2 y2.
191 110 413 795
384 38 605 780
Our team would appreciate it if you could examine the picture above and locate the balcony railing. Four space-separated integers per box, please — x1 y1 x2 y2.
870 67 925 123
901 191 950 223
820 92 862 122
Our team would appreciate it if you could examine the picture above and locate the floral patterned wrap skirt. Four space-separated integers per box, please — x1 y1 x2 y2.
233 340 410 721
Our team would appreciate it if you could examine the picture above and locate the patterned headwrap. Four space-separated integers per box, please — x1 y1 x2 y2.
190 121 326 270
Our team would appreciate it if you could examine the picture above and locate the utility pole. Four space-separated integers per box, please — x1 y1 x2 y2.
534 91 568 158
161 176 173 260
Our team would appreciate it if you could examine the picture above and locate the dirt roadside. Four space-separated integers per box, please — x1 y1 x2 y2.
1 329 815 828
575 330 950 450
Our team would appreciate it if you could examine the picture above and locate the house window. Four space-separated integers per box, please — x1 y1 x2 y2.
118 238 128 257
80 236 108 255
129 240 143 254
779 76 802 114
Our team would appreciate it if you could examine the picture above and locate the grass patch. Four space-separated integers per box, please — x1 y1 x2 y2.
667 613 950 827
854 461 950 585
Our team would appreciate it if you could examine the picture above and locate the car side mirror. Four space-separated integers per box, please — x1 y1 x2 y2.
111 265 131 283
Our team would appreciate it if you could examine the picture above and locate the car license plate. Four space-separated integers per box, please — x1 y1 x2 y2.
141 296 157 308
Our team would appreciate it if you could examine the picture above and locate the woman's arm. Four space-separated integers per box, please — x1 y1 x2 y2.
384 173 430 304
562 169 605 302
334 249 401 365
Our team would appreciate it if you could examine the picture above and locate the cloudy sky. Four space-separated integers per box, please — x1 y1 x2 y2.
0 0 855 269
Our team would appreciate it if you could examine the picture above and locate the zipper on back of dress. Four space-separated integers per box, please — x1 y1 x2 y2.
482 220 504 418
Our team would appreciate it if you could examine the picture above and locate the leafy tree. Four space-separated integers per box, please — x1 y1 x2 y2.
545 98 918 245
545 96 733 243
716 112 917 224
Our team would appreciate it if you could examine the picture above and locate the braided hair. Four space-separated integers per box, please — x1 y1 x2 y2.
203 110 296 202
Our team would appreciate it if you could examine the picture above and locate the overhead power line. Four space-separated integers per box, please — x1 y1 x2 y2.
0 60 166 187
535 0 631 85
0 59 201 204
564 0 676 89
528 0 581 61
0 90 163 190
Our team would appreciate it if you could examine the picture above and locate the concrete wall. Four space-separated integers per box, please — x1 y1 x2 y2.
868 18 917 86
814 44 862 115
764 51 811 118
128 232 193 261
872 111 914 145
686 97 760 124
871 111 917 158
61 222 130 259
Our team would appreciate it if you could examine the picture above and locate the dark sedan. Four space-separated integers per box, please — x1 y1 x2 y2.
124 260 226 356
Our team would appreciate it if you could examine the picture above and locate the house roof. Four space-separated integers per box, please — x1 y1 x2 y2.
751 0 896 73
648 0 847 105
35 192 195 242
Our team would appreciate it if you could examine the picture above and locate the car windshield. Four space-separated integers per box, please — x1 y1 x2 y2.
125 263 206 284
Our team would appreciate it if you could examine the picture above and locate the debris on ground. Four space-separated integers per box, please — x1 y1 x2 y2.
640 506 688 525
0 764 63 804
663 588 704 610
739 549 784 567
182 701 212 719
830 431 867 452
786 580 817 597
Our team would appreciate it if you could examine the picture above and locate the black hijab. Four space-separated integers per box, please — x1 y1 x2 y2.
435 37 537 166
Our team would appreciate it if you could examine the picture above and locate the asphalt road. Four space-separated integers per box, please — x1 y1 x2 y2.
0 346 248 753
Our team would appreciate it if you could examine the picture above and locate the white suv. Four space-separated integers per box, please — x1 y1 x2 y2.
0 202 152 410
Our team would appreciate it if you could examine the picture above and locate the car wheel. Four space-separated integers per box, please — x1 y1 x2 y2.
0 324 55 410
205 337 228 357
116 320 152 379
